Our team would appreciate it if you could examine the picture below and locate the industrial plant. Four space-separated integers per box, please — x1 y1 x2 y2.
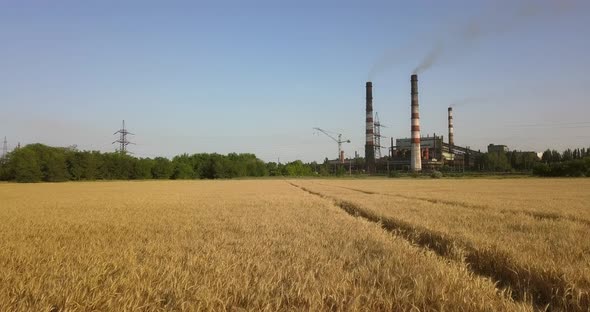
324 74 487 173
387 74 482 171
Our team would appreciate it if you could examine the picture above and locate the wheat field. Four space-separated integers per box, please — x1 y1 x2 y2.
0 179 588 311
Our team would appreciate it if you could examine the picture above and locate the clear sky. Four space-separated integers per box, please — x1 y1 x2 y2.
1 0 589 162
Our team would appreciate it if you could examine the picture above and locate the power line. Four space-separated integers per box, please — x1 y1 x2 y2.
112 120 135 154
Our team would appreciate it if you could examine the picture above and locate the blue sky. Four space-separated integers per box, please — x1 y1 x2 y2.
1 0 588 162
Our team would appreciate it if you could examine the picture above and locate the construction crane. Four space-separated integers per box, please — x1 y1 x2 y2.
313 127 351 161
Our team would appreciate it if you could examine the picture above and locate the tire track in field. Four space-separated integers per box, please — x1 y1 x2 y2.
288 181 590 311
317 183 590 228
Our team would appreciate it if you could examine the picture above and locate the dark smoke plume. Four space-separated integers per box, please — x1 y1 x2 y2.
384 0 581 77
367 52 395 81
367 46 409 81
413 41 444 74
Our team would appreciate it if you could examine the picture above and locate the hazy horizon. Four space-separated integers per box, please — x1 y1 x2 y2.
1 0 589 162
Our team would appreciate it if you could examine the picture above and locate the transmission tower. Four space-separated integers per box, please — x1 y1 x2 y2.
1 136 7 162
112 120 134 154
374 113 388 159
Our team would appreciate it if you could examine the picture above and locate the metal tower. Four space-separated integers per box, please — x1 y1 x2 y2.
112 120 134 154
313 127 351 162
373 113 388 159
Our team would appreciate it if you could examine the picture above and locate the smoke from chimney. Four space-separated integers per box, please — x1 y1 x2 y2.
448 106 454 150
410 75 422 171
365 82 375 173
413 42 444 75
410 1 576 75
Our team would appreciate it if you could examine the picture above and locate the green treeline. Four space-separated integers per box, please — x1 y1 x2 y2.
532 148 590 177
2 144 589 182
473 148 590 177
475 151 540 172
0 144 323 183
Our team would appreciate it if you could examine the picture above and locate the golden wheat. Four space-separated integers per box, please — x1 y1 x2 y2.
295 178 590 310
0 180 532 311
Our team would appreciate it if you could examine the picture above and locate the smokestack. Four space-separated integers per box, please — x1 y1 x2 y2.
448 106 454 150
365 81 375 173
410 74 422 171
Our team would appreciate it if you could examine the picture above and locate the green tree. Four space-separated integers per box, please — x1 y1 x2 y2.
99 152 134 180
266 162 279 176
335 165 347 176
211 155 232 178
81 152 101 180
190 153 214 179
172 162 194 179
562 149 573 161
21 144 70 182
541 149 552 163
9 148 42 182
152 157 173 179
532 163 551 176
66 151 84 180
132 158 154 179
481 152 511 171
171 154 194 179
550 150 562 162
284 160 313 176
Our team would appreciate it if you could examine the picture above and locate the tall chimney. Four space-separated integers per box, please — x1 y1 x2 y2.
410 74 422 171
365 81 375 173
448 106 454 151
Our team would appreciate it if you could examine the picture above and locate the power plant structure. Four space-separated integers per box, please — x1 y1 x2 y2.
365 82 375 173
410 74 422 172
448 106 454 150
373 112 386 159
361 74 482 172
389 75 481 171
325 73 484 173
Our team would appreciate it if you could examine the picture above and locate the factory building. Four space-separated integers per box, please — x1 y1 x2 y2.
488 144 509 154
389 134 480 171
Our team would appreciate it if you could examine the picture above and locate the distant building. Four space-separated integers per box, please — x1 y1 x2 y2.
488 144 508 154
391 133 481 171
396 135 444 161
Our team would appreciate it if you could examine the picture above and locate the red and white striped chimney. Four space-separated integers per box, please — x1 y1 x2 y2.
448 106 454 148
410 74 422 171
